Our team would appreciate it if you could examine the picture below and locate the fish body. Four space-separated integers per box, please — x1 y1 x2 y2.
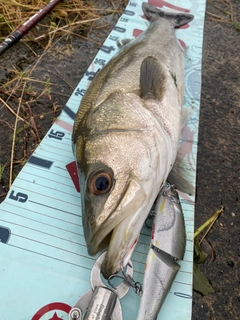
137 184 186 319
72 3 193 278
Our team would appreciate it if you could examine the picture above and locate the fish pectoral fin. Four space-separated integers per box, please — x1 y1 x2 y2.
151 244 180 270
140 56 166 101
168 153 195 195
167 107 195 195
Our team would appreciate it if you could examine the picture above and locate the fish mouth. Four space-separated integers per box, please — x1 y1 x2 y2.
87 221 119 256
86 191 132 256
87 214 138 253
101 214 140 278
86 178 147 277
87 202 140 257
87 210 144 279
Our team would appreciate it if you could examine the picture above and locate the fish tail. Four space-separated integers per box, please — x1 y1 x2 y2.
142 2 194 28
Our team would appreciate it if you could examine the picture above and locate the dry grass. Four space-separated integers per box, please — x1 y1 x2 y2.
0 0 126 199
0 0 127 58
0 0 124 39
206 0 240 29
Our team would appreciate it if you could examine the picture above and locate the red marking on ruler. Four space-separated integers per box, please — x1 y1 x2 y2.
66 161 80 192
49 312 62 320
133 28 142 37
148 0 190 13
178 39 186 47
56 119 73 132
32 302 71 320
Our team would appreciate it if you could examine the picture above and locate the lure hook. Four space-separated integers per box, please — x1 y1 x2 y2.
108 263 143 297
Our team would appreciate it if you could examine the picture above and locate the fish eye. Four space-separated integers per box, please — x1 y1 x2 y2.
88 171 112 195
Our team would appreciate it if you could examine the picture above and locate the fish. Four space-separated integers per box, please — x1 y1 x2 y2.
72 2 194 278
137 183 186 320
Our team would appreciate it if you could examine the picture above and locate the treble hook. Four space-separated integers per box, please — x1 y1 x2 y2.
122 268 143 296
108 273 125 289
108 263 143 297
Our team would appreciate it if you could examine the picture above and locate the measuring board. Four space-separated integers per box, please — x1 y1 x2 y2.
0 0 206 319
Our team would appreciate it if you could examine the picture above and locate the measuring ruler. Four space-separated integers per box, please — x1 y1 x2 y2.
0 0 206 319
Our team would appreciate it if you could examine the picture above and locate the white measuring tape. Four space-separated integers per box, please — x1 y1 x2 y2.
0 1 206 319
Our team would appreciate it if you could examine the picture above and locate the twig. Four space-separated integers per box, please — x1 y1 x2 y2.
55 68 75 89
227 0 234 21
208 1 232 17
34 18 100 41
0 97 30 125
206 18 232 25
0 193 8 198
194 206 224 239
0 119 14 130
199 208 222 244
67 31 102 45
206 11 224 19
25 101 41 143
9 82 26 188
23 115 27 159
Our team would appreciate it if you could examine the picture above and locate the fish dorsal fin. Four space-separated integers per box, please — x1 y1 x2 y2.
142 2 194 28
140 56 166 100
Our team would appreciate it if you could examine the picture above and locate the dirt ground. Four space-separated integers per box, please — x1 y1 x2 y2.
0 0 239 319
192 1 240 318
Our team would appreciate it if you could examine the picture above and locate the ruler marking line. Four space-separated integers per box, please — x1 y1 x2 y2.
1 205 82 227
17 177 78 197
28 200 81 217
12 233 89 257
4 243 93 270
0 218 83 243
